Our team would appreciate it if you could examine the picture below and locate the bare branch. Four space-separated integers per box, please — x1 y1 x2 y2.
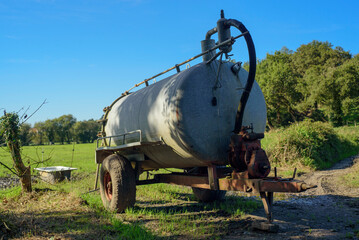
0 161 18 176
23 147 54 168
21 99 48 124
16 106 24 115
20 105 31 121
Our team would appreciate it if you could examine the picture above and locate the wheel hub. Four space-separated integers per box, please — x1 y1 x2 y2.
104 171 113 201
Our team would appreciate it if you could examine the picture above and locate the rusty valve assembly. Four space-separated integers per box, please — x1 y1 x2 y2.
229 125 271 178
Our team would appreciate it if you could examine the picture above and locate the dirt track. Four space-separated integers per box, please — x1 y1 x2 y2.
225 155 359 239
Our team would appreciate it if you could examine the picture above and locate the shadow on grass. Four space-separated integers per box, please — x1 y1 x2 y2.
132 195 260 217
0 187 259 239
120 195 261 239
136 191 194 205
1 209 156 240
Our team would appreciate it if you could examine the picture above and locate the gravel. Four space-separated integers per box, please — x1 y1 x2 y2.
0 176 20 190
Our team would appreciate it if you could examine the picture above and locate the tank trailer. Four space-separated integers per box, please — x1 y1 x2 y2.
94 10 315 228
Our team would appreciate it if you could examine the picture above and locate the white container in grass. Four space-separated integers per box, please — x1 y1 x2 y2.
34 166 77 184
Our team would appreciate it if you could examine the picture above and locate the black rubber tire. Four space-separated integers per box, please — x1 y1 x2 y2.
100 154 136 212
192 187 226 202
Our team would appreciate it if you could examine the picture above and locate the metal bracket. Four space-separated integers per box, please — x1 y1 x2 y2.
94 163 100 190
260 191 273 223
208 165 219 190
134 161 142 181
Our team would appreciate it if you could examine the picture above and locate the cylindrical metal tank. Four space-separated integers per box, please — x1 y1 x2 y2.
105 61 266 170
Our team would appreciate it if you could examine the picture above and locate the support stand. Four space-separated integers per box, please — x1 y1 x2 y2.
260 191 273 222
251 191 279 232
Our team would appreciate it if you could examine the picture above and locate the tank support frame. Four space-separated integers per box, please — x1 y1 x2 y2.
94 133 315 224
135 166 316 223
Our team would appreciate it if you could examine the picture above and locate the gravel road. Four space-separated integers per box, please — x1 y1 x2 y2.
225 155 359 239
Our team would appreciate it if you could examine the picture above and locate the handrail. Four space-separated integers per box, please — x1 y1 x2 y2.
96 130 142 148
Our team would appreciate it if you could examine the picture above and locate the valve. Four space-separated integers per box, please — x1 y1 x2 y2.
229 127 270 178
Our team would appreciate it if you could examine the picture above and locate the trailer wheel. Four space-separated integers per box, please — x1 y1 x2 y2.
192 187 226 202
100 154 136 212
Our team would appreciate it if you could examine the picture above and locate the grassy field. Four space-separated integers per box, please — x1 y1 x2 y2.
0 143 260 239
0 142 97 178
1 125 358 239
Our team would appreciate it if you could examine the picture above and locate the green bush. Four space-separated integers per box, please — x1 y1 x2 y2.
263 121 359 169
335 126 359 157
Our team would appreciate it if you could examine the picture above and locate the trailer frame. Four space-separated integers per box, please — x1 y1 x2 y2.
94 138 315 225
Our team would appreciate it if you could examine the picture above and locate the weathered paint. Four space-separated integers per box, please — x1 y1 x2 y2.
105 60 266 170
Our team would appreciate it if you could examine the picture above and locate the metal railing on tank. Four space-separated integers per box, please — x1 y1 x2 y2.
96 130 142 148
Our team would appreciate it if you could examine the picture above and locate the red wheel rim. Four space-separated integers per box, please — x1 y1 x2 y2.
104 171 112 201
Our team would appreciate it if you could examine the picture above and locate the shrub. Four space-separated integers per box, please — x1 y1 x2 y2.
263 121 359 169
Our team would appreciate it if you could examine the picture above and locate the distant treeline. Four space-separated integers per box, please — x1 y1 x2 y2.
250 40 359 128
17 115 101 145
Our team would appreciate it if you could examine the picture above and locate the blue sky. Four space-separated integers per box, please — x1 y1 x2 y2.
1 0 358 126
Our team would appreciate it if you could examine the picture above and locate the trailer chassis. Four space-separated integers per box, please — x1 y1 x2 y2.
135 166 315 224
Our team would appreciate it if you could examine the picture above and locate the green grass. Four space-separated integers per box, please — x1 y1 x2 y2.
0 142 259 239
335 126 359 158
263 122 359 170
336 126 359 188
1 186 156 240
0 184 22 198
0 142 97 177
2 124 358 238
341 162 359 188
3 176 258 239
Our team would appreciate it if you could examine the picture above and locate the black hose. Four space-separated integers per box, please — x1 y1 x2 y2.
225 19 257 134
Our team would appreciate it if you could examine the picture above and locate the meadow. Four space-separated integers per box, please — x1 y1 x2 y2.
0 142 260 239
1 123 358 239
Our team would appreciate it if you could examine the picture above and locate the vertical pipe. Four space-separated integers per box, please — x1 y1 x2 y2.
201 39 216 62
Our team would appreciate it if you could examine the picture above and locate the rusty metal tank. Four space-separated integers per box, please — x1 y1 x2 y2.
104 60 267 170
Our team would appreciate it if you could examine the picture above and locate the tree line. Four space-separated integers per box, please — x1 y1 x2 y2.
252 40 358 128
16 114 101 145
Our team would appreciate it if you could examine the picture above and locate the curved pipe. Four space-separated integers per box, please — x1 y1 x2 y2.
205 27 217 40
225 19 257 134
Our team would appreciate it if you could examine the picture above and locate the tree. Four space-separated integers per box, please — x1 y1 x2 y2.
19 123 33 146
326 54 359 124
44 119 55 144
255 41 355 127
72 119 100 143
292 41 351 76
255 48 301 128
291 40 352 125
58 114 76 144
0 112 32 192
32 121 46 145
51 115 76 144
